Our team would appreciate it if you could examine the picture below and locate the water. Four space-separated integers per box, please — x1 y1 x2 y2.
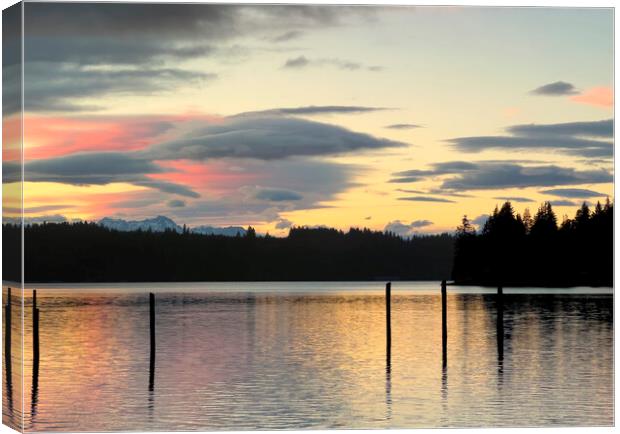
2 282 613 431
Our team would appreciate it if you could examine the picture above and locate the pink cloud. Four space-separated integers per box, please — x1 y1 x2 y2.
24 113 223 160
150 160 259 194
570 87 613 108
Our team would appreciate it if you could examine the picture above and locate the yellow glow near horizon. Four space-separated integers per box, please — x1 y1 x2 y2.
9 6 614 234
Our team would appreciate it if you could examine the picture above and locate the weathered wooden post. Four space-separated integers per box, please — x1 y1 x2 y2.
385 282 392 354
441 280 447 367
33 289 40 365
4 288 13 416
5 287 11 370
385 282 392 368
149 292 155 390
496 285 504 362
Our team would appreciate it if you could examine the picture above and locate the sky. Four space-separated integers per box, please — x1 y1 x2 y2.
2 4 614 236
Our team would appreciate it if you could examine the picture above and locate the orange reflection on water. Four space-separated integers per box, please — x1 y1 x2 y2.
5 284 613 431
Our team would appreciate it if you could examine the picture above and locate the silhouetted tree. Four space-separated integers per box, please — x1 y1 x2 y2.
452 215 479 284
8 222 455 282
574 202 591 230
246 226 256 238
452 200 612 287
522 208 533 234
456 215 476 237
530 202 558 238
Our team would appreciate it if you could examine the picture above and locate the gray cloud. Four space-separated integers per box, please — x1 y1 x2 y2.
390 161 613 191
269 30 304 43
384 219 434 237
253 105 389 116
385 124 422 130
471 214 489 227
507 119 612 138
146 115 406 161
5 205 74 215
5 152 200 198
134 180 200 198
168 200 187 208
25 37 216 66
540 188 605 198
164 157 357 226
14 63 216 113
252 187 303 202
398 196 455 203
450 136 612 155
275 218 294 229
282 56 382 72
440 164 611 191
493 196 535 203
389 176 426 183
448 119 613 158
548 200 578 207
284 55 310 68
22 152 163 181
428 189 473 198
390 161 476 183
396 188 426 194
19 3 373 114
410 219 433 228
530 81 578 96
25 4 367 40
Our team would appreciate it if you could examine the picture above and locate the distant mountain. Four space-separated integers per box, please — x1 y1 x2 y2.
3 215 81 225
99 216 181 233
98 216 246 236
192 225 247 236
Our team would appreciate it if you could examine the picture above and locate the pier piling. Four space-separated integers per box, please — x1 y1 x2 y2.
441 280 447 367
385 282 392 365
4 288 13 416
496 285 504 362
33 289 40 365
5 287 11 370
149 292 156 390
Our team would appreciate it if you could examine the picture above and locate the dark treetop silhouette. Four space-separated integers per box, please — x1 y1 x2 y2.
452 199 613 287
3 224 454 282
3 200 611 285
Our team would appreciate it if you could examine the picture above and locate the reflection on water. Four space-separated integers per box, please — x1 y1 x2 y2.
2 287 23 432
2 282 613 430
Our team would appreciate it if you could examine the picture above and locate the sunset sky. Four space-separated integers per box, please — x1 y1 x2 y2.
3 4 614 236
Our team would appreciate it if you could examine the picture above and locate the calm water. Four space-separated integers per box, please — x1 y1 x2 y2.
2 282 614 431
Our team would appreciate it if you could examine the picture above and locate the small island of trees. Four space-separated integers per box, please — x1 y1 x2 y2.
452 199 613 287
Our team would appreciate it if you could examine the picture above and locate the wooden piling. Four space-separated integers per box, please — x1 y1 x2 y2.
385 282 391 366
33 289 40 365
441 280 447 367
4 288 12 416
496 285 504 362
149 292 155 389
5 287 11 368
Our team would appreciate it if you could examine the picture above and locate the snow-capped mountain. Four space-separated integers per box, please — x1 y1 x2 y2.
191 225 246 236
98 216 247 236
99 216 181 233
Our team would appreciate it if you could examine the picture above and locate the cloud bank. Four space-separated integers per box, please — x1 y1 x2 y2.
384 219 434 237
530 81 578 96
391 160 612 192
146 115 405 161
448 119 613 158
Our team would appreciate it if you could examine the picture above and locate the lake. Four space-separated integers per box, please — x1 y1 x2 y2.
2 282 614 430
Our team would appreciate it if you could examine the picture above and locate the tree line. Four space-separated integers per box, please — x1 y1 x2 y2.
452 199 613 286
3 223 454 282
